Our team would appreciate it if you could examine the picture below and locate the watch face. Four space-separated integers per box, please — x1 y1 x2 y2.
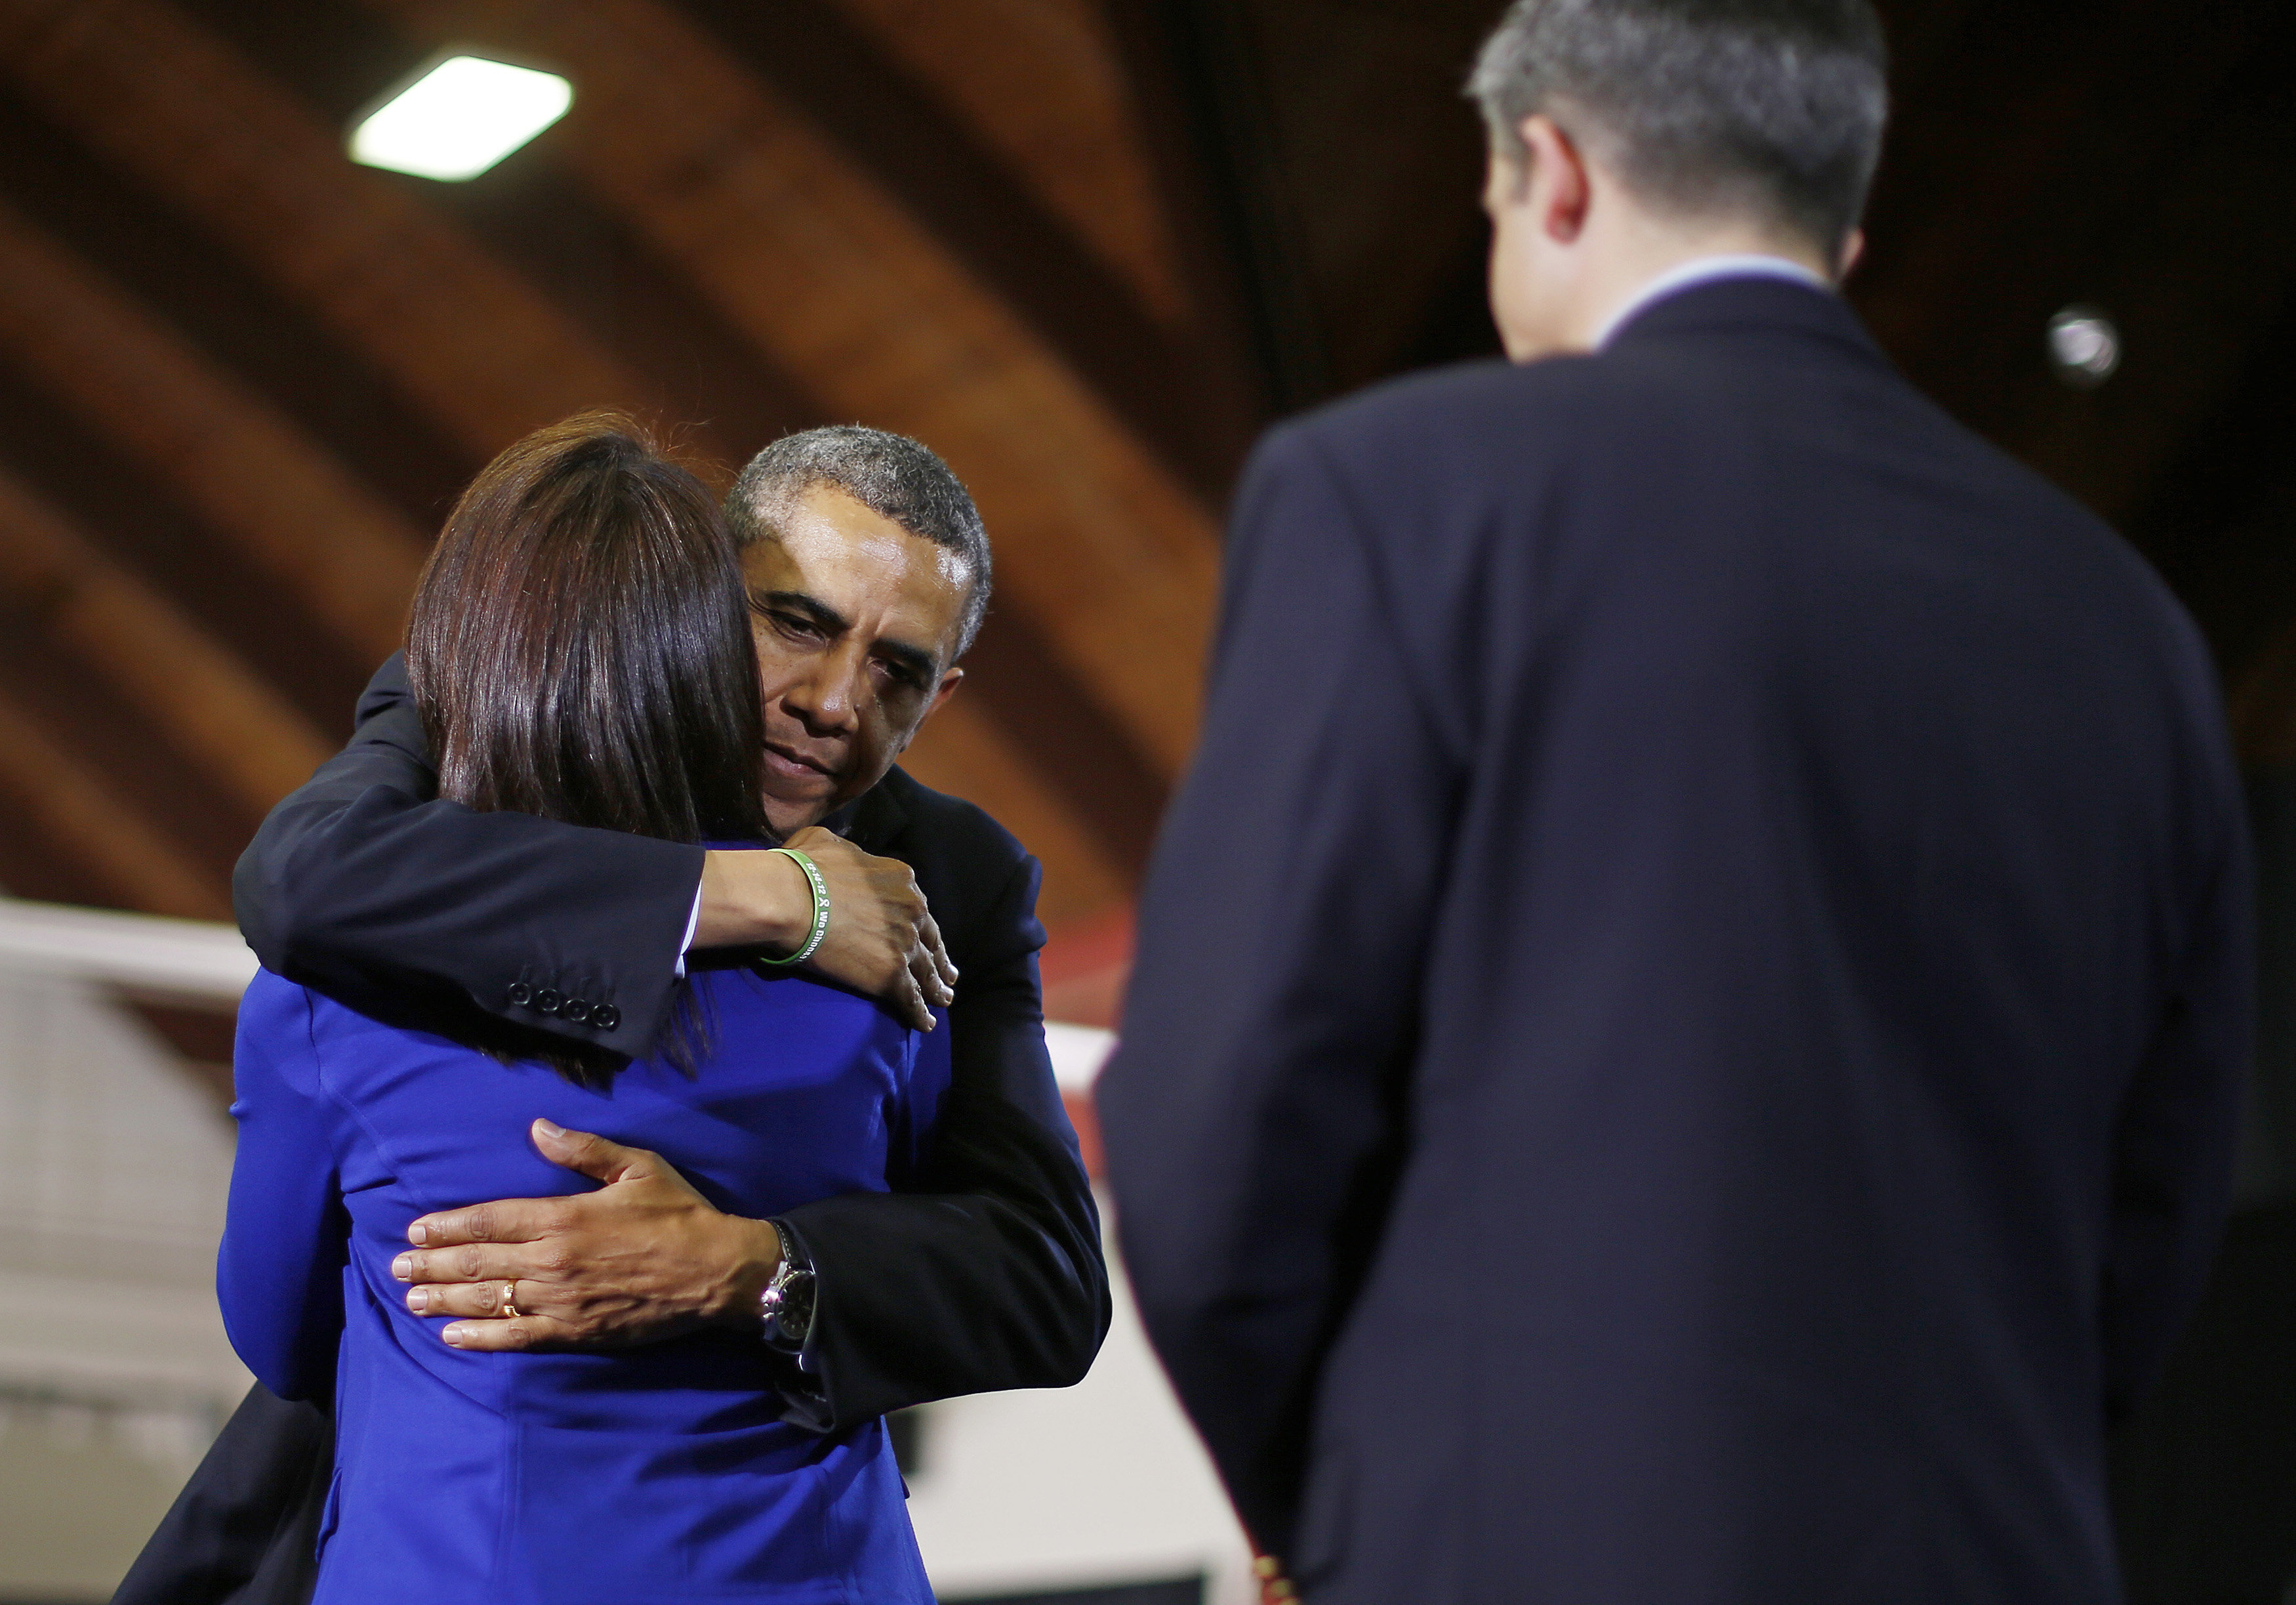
761 1264 817 1348
782 1270 817 1342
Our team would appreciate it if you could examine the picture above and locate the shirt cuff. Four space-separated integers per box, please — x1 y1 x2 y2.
674 881 703 980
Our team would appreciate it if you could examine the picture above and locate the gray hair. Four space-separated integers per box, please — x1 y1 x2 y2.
726 425 992 660
1466 0 1889 254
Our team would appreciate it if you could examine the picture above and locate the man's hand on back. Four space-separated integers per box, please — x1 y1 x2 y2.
402 835 959 1350
390 1120 781 1350
696 826 956 1032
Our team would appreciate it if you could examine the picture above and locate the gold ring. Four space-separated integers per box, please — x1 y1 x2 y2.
502 1281 520 1320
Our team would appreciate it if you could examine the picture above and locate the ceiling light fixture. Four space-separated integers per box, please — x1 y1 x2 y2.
2047 304 2122 390
348 55 572 182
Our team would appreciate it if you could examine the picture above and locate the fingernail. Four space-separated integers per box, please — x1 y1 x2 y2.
534 1118 565 1139
407 1289 429 1312
443 1325 467 1346
392 1254 414 1280
407 1223 430 1246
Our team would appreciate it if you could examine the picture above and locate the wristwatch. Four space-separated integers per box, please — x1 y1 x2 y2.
758 1222 817 1350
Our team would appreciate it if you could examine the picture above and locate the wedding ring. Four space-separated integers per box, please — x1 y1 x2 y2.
502 1281 520 1319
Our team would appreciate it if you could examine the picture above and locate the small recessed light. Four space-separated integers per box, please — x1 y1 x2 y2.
349 55 572 182
2047 304 2121 389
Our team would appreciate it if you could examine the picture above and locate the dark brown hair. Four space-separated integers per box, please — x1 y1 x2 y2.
407 411 762 1082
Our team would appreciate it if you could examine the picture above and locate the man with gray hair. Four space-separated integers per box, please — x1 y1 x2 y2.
729 425 994 658
1099 2 2247 1600
121 425 1106 1605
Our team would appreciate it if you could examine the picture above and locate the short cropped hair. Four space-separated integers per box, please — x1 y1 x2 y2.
1467 0 1889 255
726 425 993 661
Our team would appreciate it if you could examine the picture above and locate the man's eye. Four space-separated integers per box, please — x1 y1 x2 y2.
762 610 820 639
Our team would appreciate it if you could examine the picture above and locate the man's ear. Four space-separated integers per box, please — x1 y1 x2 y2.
1519 114 1591 244
928 666 962 717
895 667 962 756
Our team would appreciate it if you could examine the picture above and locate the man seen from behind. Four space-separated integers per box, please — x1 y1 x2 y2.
1097 3 2252 1600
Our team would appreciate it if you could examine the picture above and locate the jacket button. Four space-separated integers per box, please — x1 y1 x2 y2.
507 982 533 1007
591 1004 621 1032
534 988 564 1016
561 997 591 1024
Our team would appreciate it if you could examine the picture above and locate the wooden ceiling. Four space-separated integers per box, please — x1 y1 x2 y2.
0 0 2289 978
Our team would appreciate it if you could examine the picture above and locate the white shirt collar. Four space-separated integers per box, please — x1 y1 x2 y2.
1592 253 1832 350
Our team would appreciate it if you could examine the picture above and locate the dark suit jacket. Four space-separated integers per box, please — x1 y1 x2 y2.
1096 278 2251 1604
117 655 1108 1605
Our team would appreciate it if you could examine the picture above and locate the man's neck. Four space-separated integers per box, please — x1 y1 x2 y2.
1570 225 1834 352
1586 251 1831 349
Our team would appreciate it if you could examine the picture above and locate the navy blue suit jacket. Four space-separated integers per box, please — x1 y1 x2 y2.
1097 279 2251 1604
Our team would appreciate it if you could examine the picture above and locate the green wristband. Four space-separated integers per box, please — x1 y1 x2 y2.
756 847 830 967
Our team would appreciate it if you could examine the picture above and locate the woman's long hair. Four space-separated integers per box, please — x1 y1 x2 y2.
406 411 763 1083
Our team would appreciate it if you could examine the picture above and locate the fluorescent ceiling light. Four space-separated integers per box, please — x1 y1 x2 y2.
349 56 572 182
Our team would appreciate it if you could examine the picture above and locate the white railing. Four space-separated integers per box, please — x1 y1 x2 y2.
0 898 252 1597
0 896 255 1005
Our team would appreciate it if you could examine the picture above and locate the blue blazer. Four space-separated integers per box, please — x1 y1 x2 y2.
219 954 948 1605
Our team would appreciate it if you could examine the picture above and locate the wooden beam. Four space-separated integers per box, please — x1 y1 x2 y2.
898 700 1128 925
157 0 1179 878
0 0 1132 919
0 465 334 814
960 605 1168 877
827 0 1191 327
0 691 228 921
0 325 371 734
0 0 640 460
0 77 475 541
363 0 1222 777
1104 0 1333 409
0 194 426 661
154 0 820 486
676 0 1259 499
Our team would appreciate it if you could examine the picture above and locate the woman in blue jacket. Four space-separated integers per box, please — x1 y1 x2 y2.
218 413 944 1604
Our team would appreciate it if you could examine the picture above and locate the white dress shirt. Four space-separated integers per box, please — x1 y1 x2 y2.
676 883 703 977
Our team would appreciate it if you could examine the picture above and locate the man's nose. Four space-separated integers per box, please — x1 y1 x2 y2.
784 648 865 734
